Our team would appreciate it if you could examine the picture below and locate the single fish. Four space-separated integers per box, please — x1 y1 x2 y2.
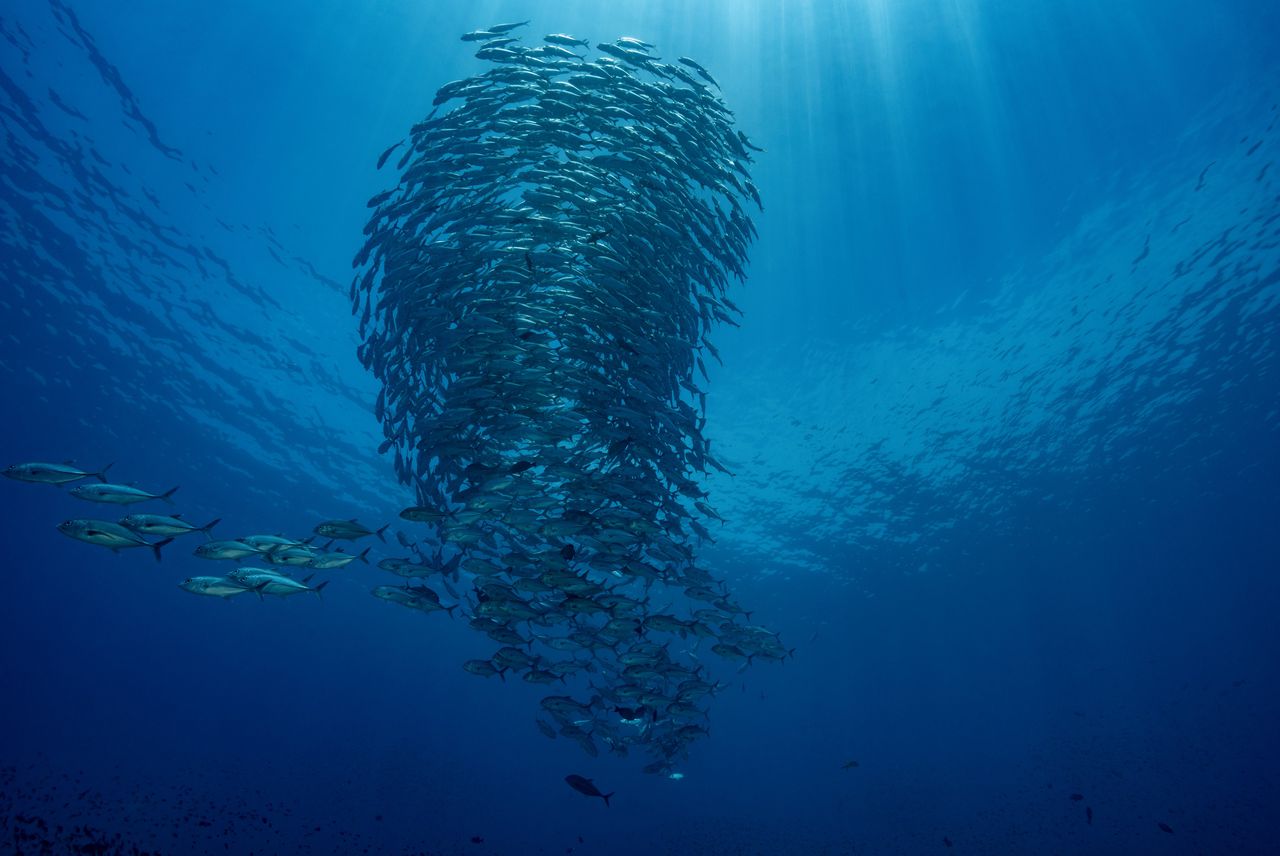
70 483 179 505
399 506 452 524
314 518 388 542
262 545 319 566
57 519 173 561
308 547 371 569
241 534 309 553
463 659 506 681
564 774 613 807
226 569 329 599
179 576 262 598
194 539 259 561
4 460 112 485
376 139 405 170
487 20 529 34
120 513 220 539
544 34 588 48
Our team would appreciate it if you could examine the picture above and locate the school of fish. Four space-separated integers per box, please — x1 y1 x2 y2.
4 459 365 600
2 24 788 778
351 23 785 774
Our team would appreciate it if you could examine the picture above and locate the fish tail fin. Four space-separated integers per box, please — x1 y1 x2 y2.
446 603 457 619
151 537 174 562
200 518 222 538
94 461 115 482
359 547 371 564
375 523 389 542
497 667 507 683
160 485 180 504
602 792 613 808
313 580 330 599
788 647 797 660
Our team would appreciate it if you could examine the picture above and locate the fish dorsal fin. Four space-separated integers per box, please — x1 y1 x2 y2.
64 459 76 465
172 513 183 518
349 517 359 523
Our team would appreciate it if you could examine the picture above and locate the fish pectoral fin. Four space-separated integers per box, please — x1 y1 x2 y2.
151 538 174 563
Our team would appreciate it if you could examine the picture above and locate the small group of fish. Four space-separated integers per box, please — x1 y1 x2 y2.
352 22 783 774
3 460 392 601
181 520 394 600
6 460 193 561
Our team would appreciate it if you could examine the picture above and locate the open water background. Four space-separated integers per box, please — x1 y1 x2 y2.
1 1 1278 853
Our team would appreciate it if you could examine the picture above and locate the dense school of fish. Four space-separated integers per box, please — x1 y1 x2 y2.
352 23 785 773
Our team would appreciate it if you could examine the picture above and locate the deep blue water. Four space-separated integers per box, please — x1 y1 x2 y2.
2 1 1279 853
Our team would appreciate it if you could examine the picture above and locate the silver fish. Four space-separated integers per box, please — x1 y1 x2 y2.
179 576 261 598
120 513 220 539
4 460 112 485
70 483 178 505
57 519 172 561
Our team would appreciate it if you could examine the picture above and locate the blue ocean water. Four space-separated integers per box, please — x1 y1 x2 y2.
1 0 1278 853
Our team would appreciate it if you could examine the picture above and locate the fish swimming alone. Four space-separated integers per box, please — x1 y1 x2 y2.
4 460 112 485
564 774 613 807
56 519 173 561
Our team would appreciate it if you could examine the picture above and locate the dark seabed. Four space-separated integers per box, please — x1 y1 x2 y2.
2 1 1278 854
